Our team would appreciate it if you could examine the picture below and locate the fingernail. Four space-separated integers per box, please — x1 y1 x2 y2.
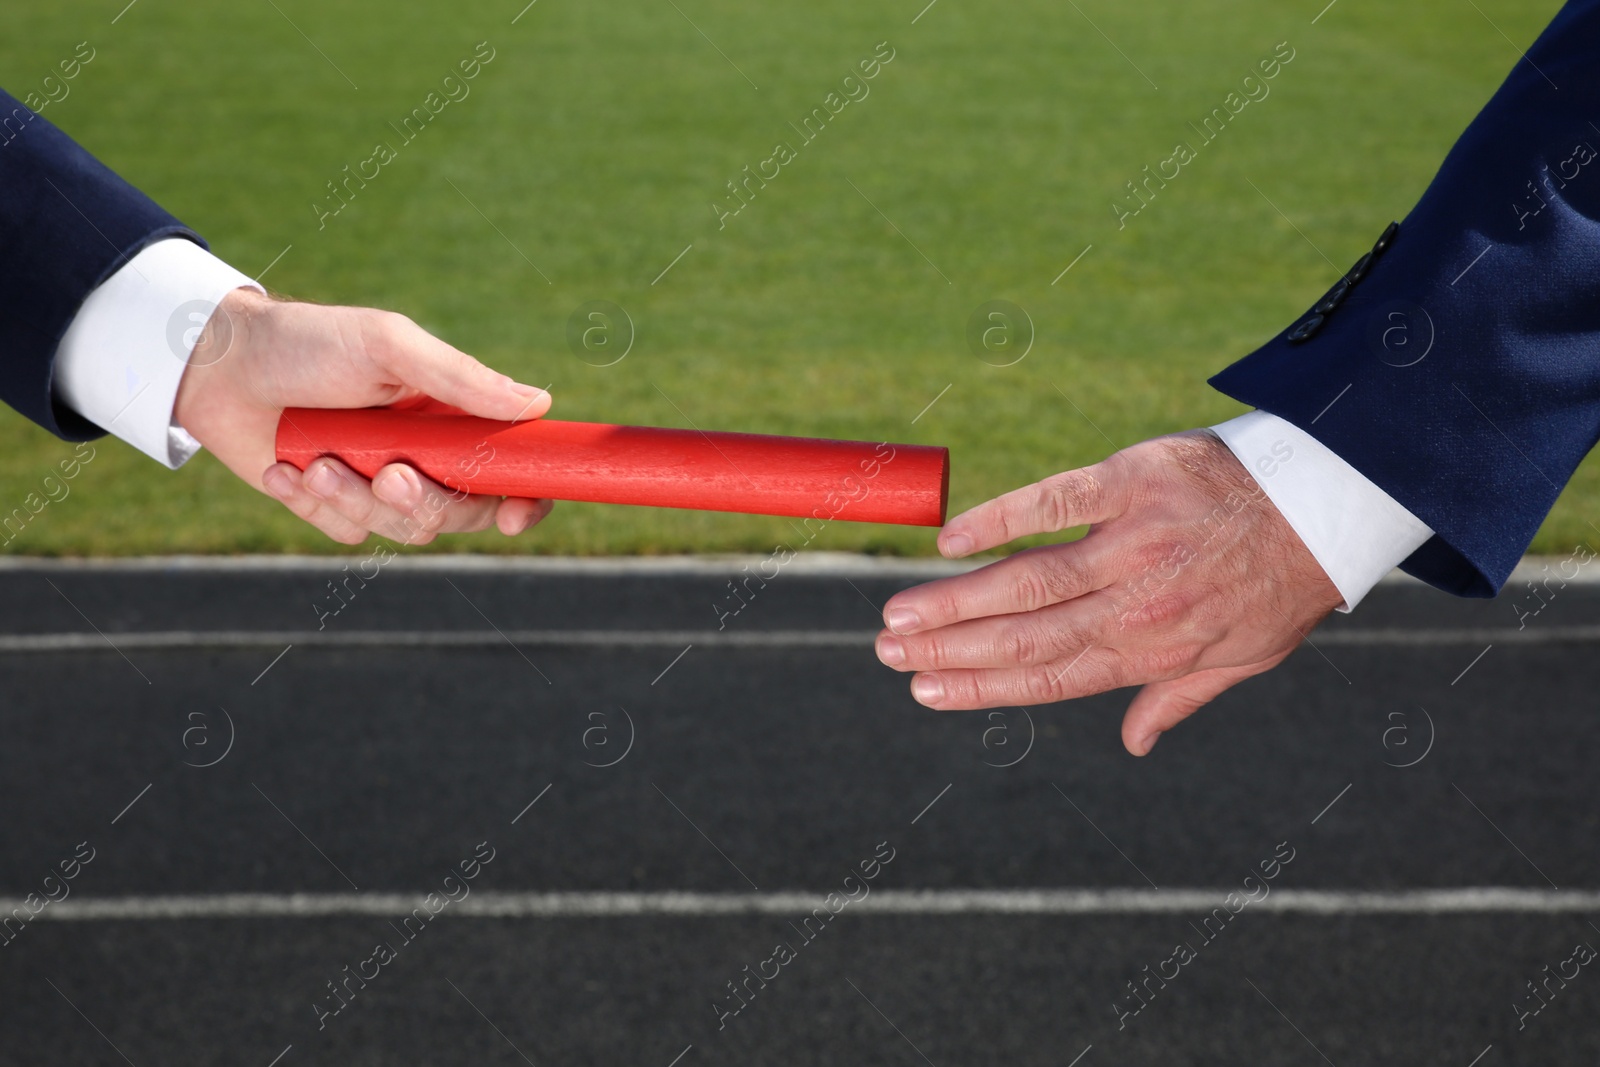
307 463 342 498
876 635 906 667
373 468 413 506
262 467 294 497
1140 733 1160 755
942 533 973 558
512 383 548 402
885 607 920 634
911 674 944 705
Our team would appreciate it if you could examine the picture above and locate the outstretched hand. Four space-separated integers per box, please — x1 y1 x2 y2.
174 287 553 545
875 430 1343 755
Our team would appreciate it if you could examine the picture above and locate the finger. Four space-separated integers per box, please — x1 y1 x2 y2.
877 590 1126 674
881 539 1116 635
370 312 551 423
495 497 554 536
367 463 505 542
302 456 502 542
936 457 1131 558
905 647 1126 711
262 463 371 545
1119 661 1276 756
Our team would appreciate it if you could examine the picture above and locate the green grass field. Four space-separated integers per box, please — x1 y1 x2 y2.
1 0 1587 557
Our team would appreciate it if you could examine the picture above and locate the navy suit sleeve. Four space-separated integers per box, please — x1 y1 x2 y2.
0 87 203 441
1209 0 1600 598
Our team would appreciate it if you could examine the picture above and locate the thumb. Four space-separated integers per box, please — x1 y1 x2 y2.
1120 661 1270 756
375 314 551 423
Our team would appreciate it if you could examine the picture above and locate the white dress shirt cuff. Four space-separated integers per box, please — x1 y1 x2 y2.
1212 410 1434 612
52 238 261 469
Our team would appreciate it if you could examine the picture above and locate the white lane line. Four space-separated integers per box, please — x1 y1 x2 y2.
445 577 552 684
0 553 989 576
16 888 1600 920
5 625 1599 653
1316 630 1537 647
43 577 149 684
17 552 1599 581
0 630 874 652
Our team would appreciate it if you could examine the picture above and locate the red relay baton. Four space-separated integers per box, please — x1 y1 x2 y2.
275 407 950 527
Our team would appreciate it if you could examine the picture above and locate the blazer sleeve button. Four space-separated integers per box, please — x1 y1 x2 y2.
1286 314 1325 343
1314 278 1352 315
1372 220 1400 257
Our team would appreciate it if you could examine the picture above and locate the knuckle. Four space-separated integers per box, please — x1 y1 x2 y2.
281 492 318 520
1035 550 1091 601
321 519 366 545
1038 471 1101 530
381 309 416 335
967 671 1008 707
412 499 450 532
998 622 1045 665
1133 539 1189 576
1115 585 1190 630
1009 568 1053 613
939 672 978 707
1141 642 1199 679
915 634 953 670
923 588 963 628
360 309 412 349
332 488 379 527
1020 666 1064 705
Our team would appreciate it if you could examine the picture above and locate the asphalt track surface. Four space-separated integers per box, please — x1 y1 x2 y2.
2 555 1599 1066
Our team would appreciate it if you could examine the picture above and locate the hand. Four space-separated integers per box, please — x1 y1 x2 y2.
174 288 554 545
874 430 1343 755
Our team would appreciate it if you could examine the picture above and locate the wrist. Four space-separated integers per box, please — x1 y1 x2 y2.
173 286 276 445
1186 428 1345 614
